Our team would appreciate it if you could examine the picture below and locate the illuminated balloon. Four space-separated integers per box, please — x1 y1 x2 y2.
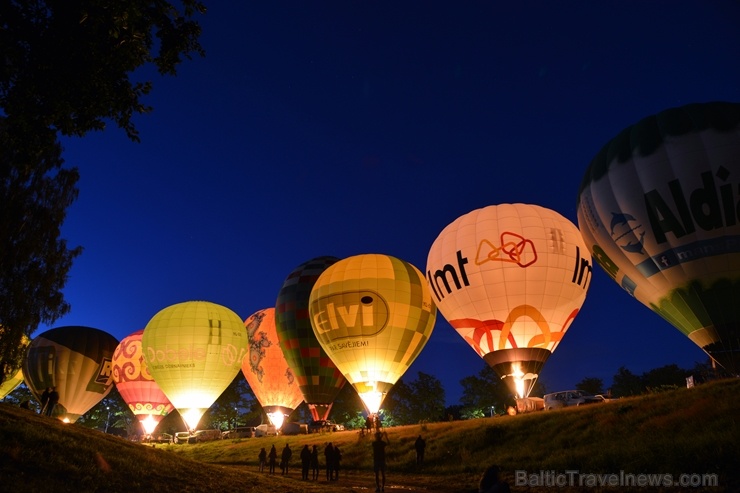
22 326 118 422
0 330 29 400
142 301 247 430
111 330 174 435
0 368 24 400
242 308 303 429
577 101 740 375
275 256 347 421
309 254 437 414
426 204 592 398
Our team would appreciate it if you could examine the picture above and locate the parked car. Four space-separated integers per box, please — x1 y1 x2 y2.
222 426 255 439
254 423 277 437
543 390 603 410
173 431 192 444
308 419 344 433
281 422 308 435
148 432 173 444
193 429 222 442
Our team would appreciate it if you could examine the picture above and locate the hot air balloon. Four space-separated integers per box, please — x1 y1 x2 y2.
142 301 247 431
577 101 740 375
309 254 437 414
275 256 347 421
426 204 592 398
0 330 29 400
111 330 174 436
0 368 24 400
22 326 119 422
242 307 303 430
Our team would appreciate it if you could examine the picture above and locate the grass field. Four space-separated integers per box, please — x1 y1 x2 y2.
2 378 739 492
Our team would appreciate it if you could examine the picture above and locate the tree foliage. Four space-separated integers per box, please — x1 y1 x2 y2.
204 374 260 430
459 364 511 418
0 1 205 385
384 371 446 424
575 377 605 396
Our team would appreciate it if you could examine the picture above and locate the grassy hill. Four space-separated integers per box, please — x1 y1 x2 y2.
2 378 739 492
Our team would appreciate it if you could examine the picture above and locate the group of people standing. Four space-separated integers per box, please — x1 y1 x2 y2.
39 386 59 416
258 442 342 481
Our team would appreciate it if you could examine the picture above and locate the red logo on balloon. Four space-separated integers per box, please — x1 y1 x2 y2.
475 232 537 268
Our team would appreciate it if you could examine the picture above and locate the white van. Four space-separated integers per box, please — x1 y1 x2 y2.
543 390 602 410
255 423 277 437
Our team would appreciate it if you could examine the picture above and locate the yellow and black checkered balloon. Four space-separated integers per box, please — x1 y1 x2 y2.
309 254 436 413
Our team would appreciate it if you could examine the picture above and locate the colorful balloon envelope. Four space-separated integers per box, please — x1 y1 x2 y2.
275 256 347 421
22 326 118 422
426 204 592 398
309 254 437 414
242 307 303 429
111 330 174 435
577 101 740 375
0 331 29 400
0 368 24 400
142 301 247 430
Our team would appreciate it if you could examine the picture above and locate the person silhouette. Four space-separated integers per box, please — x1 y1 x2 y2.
45 387 59 417
332 445 342 480
39 387 51 415
372 432 389 492
324 442 334 481
268 445 278 474
300 444 311 480
281 443 292 475
479 465 511 493
414 435 426 464
310 445 320 480
258 447 267 472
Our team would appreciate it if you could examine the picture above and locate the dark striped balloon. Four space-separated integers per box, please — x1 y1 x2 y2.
275 256 346 421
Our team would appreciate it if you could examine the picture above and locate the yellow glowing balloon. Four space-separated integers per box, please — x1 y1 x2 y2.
426 204 592 398
309 254 437 413
241 308 304 430
142 301 247 430
0 331 29 400
0 368 24 400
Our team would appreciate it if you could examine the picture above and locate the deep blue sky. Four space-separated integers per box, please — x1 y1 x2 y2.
40 1 740 405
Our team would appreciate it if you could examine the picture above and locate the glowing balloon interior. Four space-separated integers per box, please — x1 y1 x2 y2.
426 204 592 398
111 329 174 435
275 256 347 421
309 254 437 413
22 326 119 422
142 301 247 430
242 307 303 430
577 101 740 375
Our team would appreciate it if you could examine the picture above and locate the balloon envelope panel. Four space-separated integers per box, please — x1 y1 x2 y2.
22 326 118 422
309 254 436 412
112 330 174 422
242 307 304 420
426 204 591 397
275 256 346 420
577 102 740 374
142 301 247 427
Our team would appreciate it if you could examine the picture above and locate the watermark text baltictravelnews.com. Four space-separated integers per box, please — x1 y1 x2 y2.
515 470 719 488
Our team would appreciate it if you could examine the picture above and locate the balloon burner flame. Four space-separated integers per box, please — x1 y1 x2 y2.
141 415 158 435
267 412 285 430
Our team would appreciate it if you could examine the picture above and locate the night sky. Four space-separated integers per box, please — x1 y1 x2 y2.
38 1 740 405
